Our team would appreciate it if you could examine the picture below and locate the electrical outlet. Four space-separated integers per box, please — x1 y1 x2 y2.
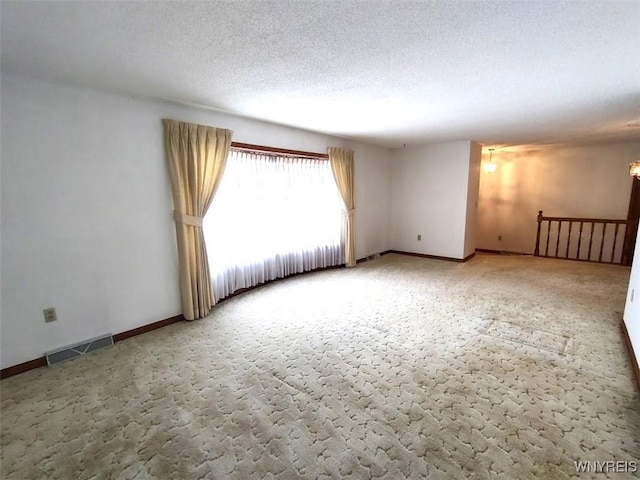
498 235 502 241
417 234 422 241
43 307 57 323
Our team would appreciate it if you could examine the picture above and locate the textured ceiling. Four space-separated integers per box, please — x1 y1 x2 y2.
2 1 639 148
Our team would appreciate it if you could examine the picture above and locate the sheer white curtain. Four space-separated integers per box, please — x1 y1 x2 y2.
203 150 345 301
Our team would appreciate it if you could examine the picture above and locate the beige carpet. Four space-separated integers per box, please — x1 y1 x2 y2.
1 253 639 479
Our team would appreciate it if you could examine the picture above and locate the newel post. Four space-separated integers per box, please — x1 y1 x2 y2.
534 210 543 256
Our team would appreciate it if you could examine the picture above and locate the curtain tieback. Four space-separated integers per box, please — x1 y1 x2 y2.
173 210 203 227
347 208 355 218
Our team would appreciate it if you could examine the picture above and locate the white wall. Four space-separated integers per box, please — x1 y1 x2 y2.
463 141 482 258
353 144 392 259
624 226 640 369
0 74 391 368
390 141 475 259
477 142 639 254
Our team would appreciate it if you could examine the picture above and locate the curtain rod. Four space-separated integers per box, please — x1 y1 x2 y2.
230 142 329 159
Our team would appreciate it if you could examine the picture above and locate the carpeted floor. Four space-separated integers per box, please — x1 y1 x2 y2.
1 253 639 479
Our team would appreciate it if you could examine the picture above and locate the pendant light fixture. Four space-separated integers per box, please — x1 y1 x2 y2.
484 148 497 173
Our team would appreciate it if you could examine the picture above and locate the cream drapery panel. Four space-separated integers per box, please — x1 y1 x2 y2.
328 147 356 267
163 119 233 320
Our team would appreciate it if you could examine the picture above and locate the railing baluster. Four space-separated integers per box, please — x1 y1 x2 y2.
598 223 607 262
577 221 584 260
588 222 595 261
611 223 619 263
555 221 562 257
566 221 573 258
545 220 551 256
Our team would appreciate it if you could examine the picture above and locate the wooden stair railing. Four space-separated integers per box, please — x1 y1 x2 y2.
534 210 630 266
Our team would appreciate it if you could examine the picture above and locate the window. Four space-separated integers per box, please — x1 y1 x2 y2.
203 148 344 300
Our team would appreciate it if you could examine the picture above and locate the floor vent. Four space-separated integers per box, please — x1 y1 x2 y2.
367 253 381 261
45 334 114 366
